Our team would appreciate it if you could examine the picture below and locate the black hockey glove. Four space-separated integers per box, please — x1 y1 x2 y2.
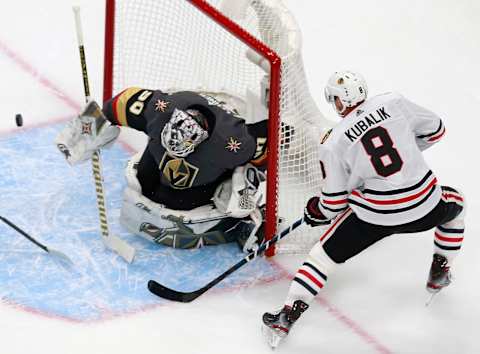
304 196 331 227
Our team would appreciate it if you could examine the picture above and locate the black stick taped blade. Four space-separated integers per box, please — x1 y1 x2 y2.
147 280 199 303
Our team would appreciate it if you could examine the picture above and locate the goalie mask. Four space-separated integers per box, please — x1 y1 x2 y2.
161 108 209 158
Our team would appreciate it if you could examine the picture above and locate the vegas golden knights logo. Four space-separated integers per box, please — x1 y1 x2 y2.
159 153 199 189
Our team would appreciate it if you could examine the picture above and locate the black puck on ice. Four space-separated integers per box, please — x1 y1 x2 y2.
15 114 23 127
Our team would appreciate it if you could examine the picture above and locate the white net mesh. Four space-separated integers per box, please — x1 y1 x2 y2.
107 0 334 254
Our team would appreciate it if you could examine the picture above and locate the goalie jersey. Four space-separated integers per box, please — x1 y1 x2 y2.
317 92 445 226
103 88 268 210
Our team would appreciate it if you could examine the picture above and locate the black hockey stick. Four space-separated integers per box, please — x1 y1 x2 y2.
148 217 304 302
0 216 73 265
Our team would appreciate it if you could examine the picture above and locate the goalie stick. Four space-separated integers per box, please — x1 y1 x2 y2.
147 217 304 302
72 6 135 263
0 216 73 266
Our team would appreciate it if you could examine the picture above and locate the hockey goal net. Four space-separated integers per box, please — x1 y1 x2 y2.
103 0 333 255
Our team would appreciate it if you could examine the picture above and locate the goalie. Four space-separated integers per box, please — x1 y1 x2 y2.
55 88 268 252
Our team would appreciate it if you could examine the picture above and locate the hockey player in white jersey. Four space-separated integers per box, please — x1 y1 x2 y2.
262 71 466 348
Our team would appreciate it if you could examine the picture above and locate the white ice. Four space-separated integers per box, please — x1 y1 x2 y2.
0 0 479 353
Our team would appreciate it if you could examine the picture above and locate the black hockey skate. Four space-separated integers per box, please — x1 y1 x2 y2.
262 300 309 349
426 254 452 293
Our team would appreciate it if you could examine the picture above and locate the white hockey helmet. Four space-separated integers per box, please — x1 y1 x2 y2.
161 108 209 158
324 71 368 116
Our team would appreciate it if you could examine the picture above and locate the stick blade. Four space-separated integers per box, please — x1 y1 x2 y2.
103 235 136 263
147 280 199 303
48 249 74 267
262 324 284 349
425 291 438 307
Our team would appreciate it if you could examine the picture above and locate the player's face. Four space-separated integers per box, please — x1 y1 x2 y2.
334 97 345 115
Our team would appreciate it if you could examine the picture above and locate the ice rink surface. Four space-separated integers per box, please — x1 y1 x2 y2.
0 0 479 353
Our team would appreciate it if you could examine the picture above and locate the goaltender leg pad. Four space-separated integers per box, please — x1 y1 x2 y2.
234 207 265 252
121 153 238 249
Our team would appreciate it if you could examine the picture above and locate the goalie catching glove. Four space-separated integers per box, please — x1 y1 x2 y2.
55 100 120 165
304 196 332 227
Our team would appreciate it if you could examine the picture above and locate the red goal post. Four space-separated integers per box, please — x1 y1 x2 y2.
103 0 332 255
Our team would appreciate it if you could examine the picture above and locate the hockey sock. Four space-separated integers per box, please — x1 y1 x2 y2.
434 192 465 264
285 242 337 306
434 222 464 264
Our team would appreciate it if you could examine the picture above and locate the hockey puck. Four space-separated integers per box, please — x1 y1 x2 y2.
15 114 23 127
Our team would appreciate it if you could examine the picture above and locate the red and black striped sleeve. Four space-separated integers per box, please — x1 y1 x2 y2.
416 119 445 147
401 95 445 151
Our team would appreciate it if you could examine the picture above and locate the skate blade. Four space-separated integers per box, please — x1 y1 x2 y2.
425 291 438 307
261 324 284 349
